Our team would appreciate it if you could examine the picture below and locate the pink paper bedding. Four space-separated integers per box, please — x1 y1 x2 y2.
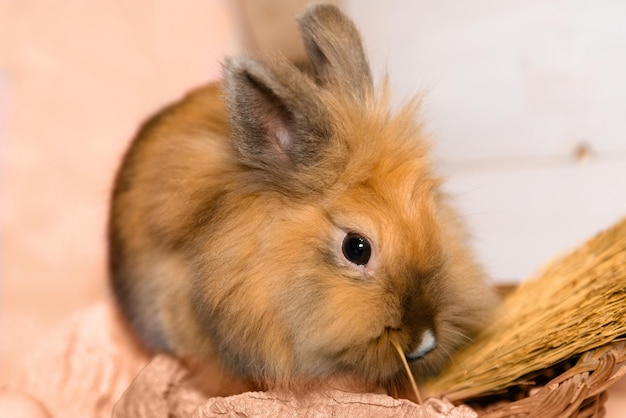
3 300 475 417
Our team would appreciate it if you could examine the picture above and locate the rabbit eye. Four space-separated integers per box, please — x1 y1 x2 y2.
342 233 372 266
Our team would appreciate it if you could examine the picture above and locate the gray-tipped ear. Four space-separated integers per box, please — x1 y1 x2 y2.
223 56 332 173
298 4 373 97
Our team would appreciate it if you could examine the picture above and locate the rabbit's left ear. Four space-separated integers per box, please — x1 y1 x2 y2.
298 4 373 98
223 56 331 174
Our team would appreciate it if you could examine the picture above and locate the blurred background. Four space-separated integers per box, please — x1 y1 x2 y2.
1 0 625 406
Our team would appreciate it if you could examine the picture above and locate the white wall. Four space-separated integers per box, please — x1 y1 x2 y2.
345 0 626 281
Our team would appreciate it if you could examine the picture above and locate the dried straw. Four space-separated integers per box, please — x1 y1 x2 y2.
391 339 423 404
425 217 626 402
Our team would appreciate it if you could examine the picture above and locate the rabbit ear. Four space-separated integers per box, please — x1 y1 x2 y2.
298 4 373 97
223 56 332 173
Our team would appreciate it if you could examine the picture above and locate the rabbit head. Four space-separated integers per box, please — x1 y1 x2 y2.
184 4 496 389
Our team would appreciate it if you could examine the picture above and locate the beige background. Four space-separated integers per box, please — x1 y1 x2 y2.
0 0 236 380
346 0 626 281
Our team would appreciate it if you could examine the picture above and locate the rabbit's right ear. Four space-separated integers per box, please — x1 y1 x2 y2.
223 56 332 176
298 4 373 98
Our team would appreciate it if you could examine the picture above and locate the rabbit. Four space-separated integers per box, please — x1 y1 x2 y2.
108 3 498 394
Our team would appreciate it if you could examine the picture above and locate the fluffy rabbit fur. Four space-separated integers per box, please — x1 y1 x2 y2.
109 4 497 392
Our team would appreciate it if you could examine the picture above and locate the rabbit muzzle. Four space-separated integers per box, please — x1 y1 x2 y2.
406 328 436 361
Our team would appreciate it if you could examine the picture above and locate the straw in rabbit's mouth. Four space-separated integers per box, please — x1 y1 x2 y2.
391 339 423 404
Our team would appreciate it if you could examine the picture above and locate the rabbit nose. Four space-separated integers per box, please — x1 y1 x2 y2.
406 329 436 361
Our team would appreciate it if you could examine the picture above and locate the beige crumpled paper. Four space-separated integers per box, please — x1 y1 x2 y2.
7 301 150 418
6 299 476 418
114 355 477 418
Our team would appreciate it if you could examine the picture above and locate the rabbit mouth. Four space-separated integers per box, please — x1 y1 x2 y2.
406 329 436 361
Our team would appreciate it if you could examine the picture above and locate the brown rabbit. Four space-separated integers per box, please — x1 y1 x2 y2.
109 3 498 393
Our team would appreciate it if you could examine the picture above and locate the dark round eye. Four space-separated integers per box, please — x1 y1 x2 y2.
342 233 372 266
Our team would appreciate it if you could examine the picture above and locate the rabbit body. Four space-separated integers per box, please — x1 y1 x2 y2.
109 4 497 390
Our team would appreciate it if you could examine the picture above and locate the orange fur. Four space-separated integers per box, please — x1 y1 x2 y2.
108 4 498 395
